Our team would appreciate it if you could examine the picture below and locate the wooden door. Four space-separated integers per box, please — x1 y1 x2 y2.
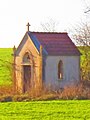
23 66 31 93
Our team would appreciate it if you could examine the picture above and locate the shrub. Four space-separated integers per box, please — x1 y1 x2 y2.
59 82 90 100
13 94 30 102
0 85 14 96
0 80 90 101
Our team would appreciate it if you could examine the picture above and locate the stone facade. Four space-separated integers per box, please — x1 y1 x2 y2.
14 34 42 93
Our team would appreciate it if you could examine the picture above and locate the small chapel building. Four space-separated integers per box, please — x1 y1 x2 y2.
13 23 81 93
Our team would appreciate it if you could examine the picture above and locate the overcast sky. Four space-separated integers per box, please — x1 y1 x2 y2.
0 0 89 47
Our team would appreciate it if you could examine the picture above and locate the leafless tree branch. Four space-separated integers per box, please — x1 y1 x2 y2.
41 18 59 32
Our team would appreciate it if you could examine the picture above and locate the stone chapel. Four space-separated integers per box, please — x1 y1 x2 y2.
13 23 81 93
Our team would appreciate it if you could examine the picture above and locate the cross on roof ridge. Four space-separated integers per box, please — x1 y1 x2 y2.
26 22 30 31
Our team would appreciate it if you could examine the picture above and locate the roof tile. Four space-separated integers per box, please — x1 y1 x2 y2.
29 32 81 56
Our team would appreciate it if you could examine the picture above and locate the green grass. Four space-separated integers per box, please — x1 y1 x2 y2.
0 100 90 120
0 48 13 85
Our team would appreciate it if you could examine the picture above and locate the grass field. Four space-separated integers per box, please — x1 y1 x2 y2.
0 48 13 85
0 100 90 120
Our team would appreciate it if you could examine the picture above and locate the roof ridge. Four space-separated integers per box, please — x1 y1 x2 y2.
30 31 67 34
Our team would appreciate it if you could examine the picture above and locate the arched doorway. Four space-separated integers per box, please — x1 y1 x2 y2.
22 52 32 93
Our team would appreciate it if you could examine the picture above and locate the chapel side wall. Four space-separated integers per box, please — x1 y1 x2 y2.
15 35 40 93
44 56 80 89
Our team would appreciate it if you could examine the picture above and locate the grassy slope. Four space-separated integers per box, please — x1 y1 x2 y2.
0 48 13 85
0 100 90 120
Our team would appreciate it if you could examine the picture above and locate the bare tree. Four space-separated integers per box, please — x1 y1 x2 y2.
72 22 90 81
73 23 90 46
41 18 59 32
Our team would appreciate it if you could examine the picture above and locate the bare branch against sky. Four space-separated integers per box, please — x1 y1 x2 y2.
83 0 90 13
40 18 59 32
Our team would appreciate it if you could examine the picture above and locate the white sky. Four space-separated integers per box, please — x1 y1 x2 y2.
0 0 89 47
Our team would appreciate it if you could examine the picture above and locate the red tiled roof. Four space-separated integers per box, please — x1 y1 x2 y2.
31 32 81 56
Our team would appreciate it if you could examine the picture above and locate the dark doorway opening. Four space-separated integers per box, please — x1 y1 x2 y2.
23 65 31 93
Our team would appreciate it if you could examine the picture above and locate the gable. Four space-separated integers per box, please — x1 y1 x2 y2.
15 32 48 56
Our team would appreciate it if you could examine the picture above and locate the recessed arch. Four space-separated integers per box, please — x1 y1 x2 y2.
22 52 33 93
23 52 30 63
